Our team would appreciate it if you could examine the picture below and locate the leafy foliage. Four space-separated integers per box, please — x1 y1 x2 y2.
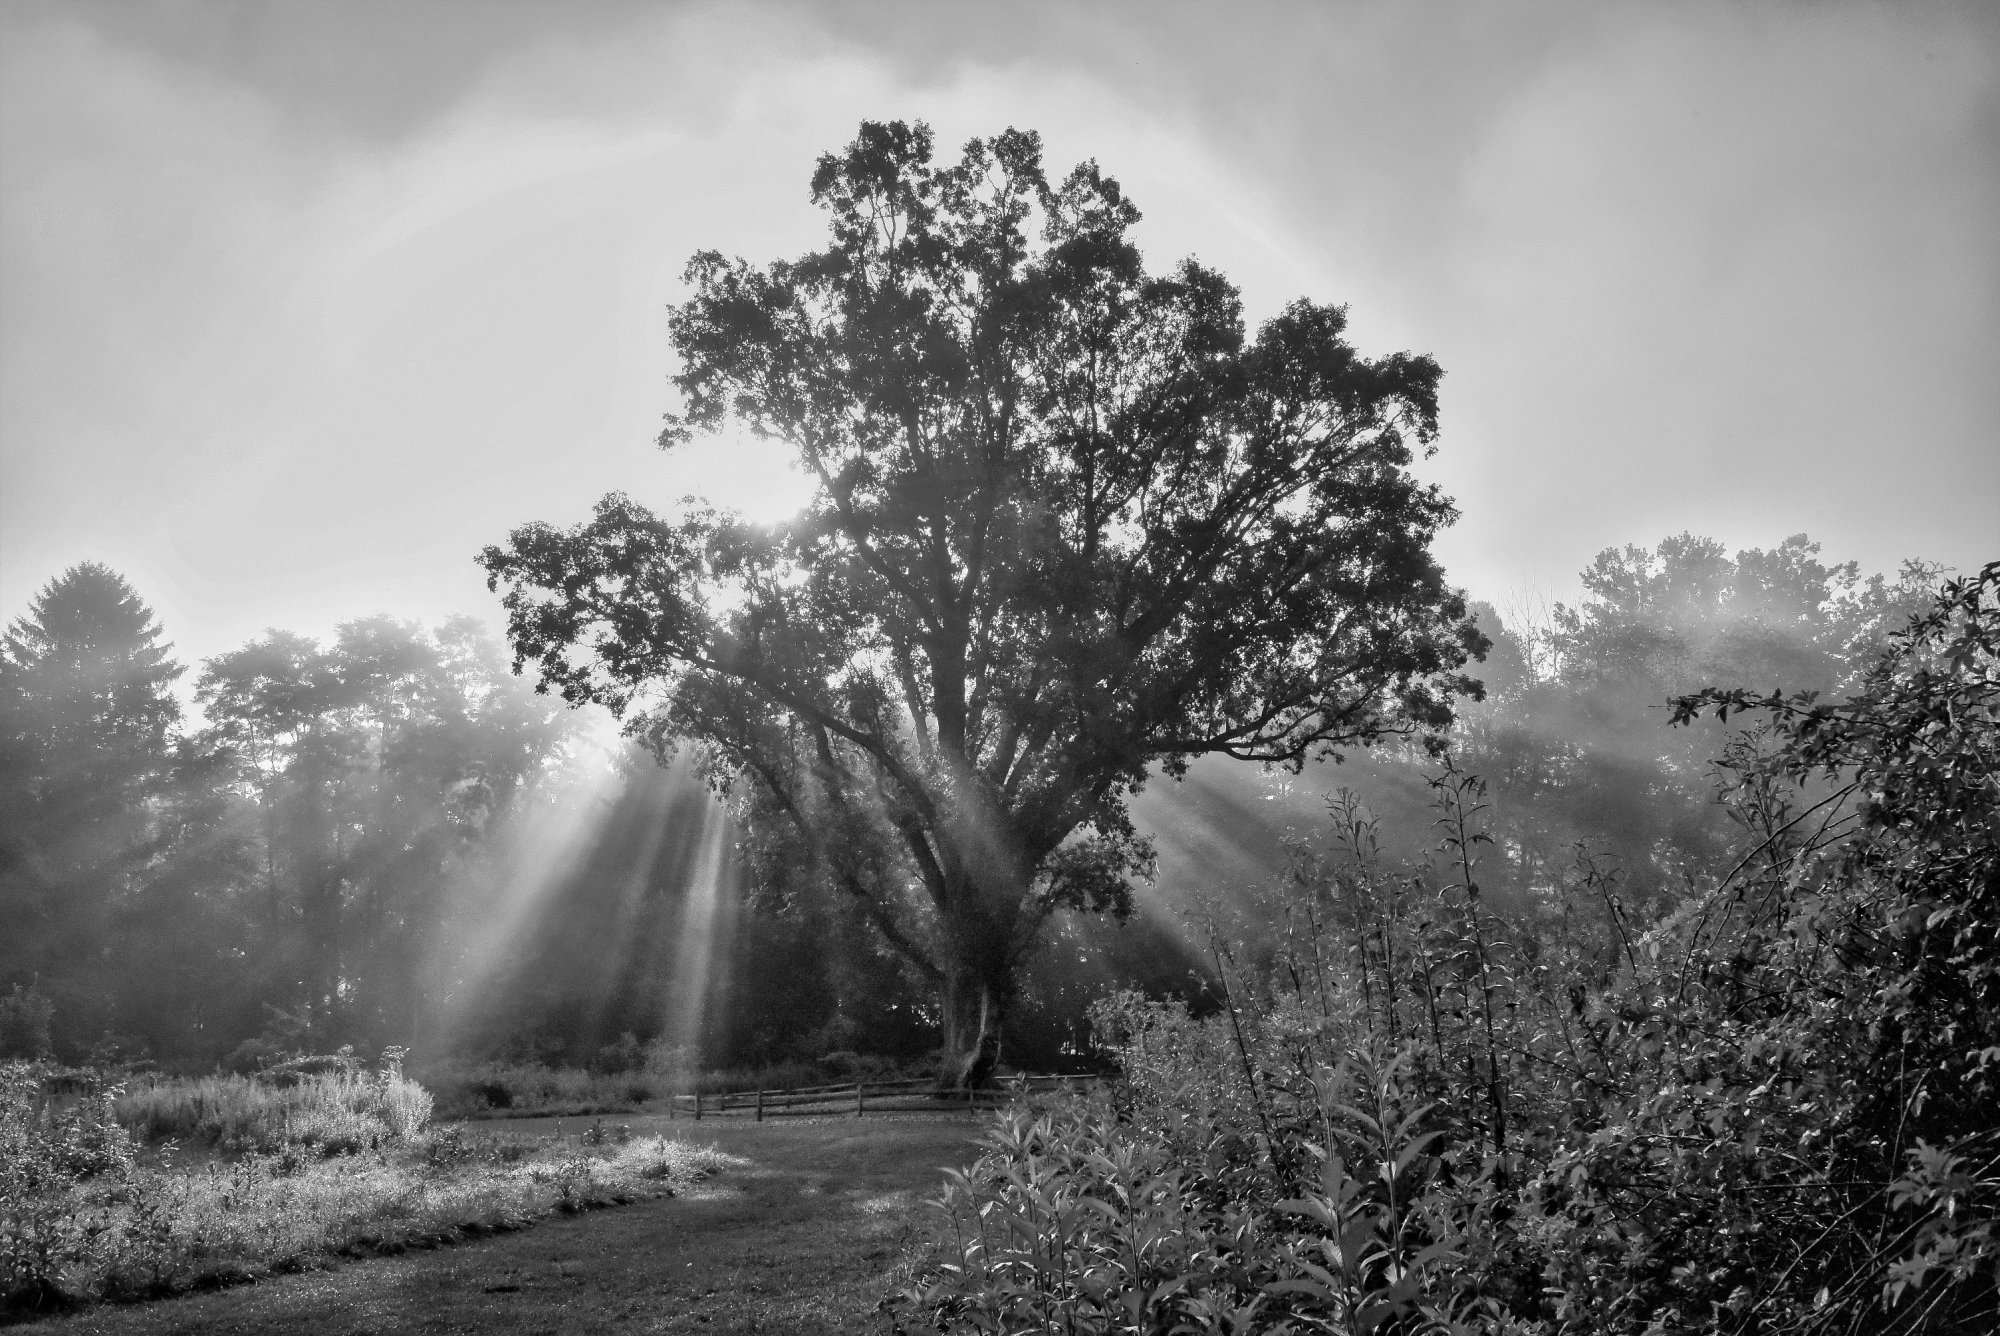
903 564 1998 1333
1448 534 1947 917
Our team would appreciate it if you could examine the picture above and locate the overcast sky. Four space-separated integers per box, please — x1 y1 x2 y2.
3 0 1995 674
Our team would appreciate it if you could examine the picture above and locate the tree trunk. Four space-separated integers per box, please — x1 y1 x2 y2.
926 807 1029 1095
938 960 1008 1093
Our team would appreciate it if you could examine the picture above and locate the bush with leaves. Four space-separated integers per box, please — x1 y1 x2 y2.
894 771 1548 1334
899 563 1997 1335
895 1049 1524 1335
1 1062 137 1309
1529 561 1999 1333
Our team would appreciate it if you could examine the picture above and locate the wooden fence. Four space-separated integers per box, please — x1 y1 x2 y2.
666 1073 1095 1120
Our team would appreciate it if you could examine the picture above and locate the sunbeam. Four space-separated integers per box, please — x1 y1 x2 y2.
422 743 625 1054
661 794 737 1064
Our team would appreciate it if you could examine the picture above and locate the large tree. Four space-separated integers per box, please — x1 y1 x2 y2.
481 121 1484 1086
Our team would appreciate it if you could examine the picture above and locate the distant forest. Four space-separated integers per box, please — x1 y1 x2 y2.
0 534 1948 1075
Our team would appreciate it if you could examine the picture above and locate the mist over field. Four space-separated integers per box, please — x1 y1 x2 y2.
3 3 1996 1331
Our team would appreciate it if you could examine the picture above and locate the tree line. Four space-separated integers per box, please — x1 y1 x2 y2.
0 567 580 1065
0 565 970 1074
1 528 1939 1076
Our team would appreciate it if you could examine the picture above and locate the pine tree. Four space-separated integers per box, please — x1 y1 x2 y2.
0 563 183 1050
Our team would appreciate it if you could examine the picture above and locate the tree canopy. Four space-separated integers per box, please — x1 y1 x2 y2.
481 120 1484 1085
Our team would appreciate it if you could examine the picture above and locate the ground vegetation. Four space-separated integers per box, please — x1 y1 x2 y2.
895 563 1998 1334
0 1057 736 1319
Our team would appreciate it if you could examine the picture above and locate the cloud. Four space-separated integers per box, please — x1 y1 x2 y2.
1431 6 2000 587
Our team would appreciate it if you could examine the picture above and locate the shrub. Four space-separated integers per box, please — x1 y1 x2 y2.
899 566 2000 1336
900 1050 1514 1335
1 1063 137 1310
580 1118 630 1147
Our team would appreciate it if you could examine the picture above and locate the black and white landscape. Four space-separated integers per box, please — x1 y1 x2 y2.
3 4 1996 1332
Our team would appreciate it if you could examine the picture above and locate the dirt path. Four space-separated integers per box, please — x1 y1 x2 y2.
20 1115 985 1336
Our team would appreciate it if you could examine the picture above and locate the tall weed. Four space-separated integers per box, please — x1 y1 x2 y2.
116 1058 431 1156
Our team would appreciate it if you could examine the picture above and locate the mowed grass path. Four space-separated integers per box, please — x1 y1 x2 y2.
17 1115 985 1336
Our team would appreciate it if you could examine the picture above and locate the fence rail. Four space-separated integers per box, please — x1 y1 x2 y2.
665 1072 1097 1120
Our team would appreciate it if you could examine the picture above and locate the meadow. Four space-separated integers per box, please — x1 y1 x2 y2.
1 1057 740 1320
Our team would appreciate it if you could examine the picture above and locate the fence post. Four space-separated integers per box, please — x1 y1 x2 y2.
755 1087 764 1122
855 1080 865 1118
694 1090 702 1121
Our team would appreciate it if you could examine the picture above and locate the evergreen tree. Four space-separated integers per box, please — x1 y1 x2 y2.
0 563 183 1052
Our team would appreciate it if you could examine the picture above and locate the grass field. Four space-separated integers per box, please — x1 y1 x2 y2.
12 1115 985 1335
